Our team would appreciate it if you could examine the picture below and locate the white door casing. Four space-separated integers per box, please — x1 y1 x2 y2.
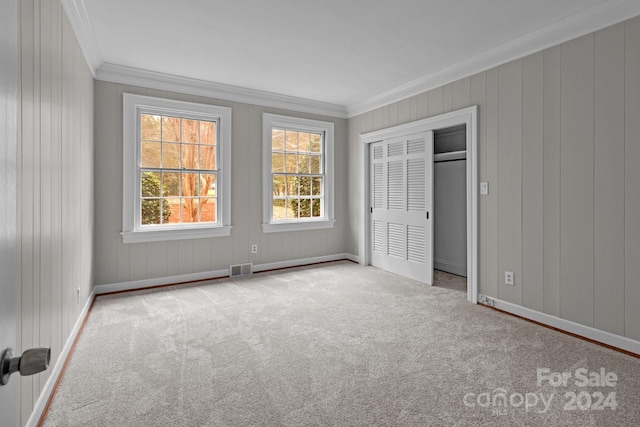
370 132 434 284
359 106 478 303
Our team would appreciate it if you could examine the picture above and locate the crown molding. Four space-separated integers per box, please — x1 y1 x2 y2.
60 0 101 76
62 0 640 119
61 0 346 117
96 63 348 119
345 0 640 117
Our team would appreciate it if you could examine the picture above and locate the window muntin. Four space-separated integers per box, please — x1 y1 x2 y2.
139 114 218 225
122 94 231 243
271 128 324 221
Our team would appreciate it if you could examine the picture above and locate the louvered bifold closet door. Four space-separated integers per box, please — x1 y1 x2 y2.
370 131 433 284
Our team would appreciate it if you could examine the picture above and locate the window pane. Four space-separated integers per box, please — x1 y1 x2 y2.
162 197 180 224
162 172 180 196
167 197 181 223
273 175 286 196
200 146 216 170
298 132 310 152
285 130 298 151
298 154 310 173
310 133 321 152
312 177 322 196
182 172 200 197
299 199 311 218
181 198 200 222
182 119 199 143
181 144 198 169
141 198 162 225
285 153 297 173
162 116 180 142
141 114 161 140
272 153 285 173
273 198 286 220
202 173 216 197
286 198 299 219
310 155 321 174
311 198 321 217
272 128 285 151
141 142 161 168
200 120 216 145
286 176 298 196
141 171 161 197
162 143 180 168
300 176 311 196
201 198 216 222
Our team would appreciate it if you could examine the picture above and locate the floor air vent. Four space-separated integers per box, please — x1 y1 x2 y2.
230 263 253 277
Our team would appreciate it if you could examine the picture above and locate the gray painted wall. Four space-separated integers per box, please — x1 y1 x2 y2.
93 82 349 286
434 159 467 277
433 127 467 277
16 0 95 424
347 17 640 342
1 0 19 425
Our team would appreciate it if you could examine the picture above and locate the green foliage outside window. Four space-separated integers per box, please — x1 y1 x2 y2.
288 176 321 218
141 172 171 224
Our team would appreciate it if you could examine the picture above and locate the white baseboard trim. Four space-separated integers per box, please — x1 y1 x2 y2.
94 254 359 295
26 289 97 427
94 269 230 295
252 253 356 273
433 259 467 277
344 253 360 263
488 297 640 356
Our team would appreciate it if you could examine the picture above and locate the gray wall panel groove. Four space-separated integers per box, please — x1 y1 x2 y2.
625 17 640 341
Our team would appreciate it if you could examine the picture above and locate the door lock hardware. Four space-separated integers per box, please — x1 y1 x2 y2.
1 347 51 386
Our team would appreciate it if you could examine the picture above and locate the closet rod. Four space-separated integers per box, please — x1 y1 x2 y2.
434 150 466 163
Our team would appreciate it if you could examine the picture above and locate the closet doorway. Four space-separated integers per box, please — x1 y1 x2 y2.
358 106 478 303
433 125 467 292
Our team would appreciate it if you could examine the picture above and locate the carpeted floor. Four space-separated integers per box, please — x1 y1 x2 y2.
43 261 639 426
433 269 467 292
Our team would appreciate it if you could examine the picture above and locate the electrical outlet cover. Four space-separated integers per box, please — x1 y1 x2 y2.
505 271 514 286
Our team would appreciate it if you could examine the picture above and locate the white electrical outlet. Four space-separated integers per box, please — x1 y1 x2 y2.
251 244 258 254
505 271 514 286
480 182 489 195
76 288 81 303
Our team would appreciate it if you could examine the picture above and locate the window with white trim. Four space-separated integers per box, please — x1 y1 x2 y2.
122 94 231 243
262 113 334 233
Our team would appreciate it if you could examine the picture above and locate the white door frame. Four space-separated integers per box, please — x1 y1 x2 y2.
358 106 478 303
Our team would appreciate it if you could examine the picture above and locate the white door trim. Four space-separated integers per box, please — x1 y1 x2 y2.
358 106 478 303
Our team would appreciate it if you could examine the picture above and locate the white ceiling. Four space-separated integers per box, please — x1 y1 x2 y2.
68 0 640 117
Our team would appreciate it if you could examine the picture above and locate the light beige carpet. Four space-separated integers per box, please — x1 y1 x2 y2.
43 261 639 426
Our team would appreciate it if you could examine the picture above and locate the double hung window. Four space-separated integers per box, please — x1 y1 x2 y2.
122 94 231 243
262 114 334 233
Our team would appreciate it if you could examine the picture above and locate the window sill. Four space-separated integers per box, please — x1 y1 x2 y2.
262 220 335 233
121 225 231 244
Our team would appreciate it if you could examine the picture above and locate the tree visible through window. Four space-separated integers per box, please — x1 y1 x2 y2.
123 94 231 243
140 114 218 225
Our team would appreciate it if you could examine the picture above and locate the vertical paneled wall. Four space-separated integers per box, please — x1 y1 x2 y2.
93 82 348 286
1 0 19 424
17 0 94 424
347 16 640 342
